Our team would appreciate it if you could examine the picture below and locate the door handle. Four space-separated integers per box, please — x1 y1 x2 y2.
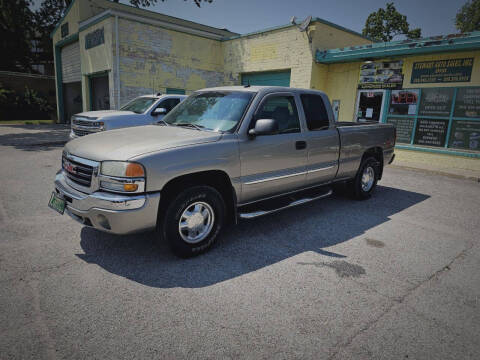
295 141 307 150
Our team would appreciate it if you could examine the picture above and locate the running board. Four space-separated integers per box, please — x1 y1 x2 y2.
238 188 333 219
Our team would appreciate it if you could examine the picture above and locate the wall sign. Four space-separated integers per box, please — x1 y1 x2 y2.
358 60 403 89
414 118 449 147
454 87 480 118
85 28 105 50
418 88 454 117
449 120 480 151
61 23 69 38
411 58 473 84
386 117 415 143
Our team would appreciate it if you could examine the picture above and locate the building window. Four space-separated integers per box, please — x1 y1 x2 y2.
384 87 480 152
61 23 69 38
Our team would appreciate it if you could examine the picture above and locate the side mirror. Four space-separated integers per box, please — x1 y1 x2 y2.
248 118 279 137
152 107 167 116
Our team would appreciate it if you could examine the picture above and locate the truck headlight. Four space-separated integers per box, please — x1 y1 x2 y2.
99 161 145 193
93 121 104 130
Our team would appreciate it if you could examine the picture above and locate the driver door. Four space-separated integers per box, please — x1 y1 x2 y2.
239 93 307 204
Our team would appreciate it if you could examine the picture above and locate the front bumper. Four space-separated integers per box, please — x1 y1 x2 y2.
54 171 160 234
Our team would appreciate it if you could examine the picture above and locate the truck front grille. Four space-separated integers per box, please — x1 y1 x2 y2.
72 128 93 137
62 155 94 187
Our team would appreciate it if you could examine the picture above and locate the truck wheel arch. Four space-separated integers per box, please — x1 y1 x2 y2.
157 170 237 229
362 147 384 180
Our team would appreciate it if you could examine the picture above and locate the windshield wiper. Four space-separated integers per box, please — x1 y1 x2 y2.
173 123 206 131
156 119 169 126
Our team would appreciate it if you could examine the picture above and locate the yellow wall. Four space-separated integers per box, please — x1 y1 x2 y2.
222 26 314 88
118 18 224 103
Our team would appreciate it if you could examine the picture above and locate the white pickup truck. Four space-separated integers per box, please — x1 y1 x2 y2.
70 94 187 139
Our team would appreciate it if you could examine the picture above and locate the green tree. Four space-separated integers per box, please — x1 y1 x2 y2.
362 2 422 42
455 0 480 32
0 0 35 71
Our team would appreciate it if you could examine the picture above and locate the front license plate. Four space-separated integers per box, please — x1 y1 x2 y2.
48 192 66 215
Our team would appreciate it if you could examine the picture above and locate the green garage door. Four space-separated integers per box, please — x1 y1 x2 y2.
241 70 291 87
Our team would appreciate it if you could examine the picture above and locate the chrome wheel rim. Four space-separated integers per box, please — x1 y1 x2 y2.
178 201 214 244
361 166 375 192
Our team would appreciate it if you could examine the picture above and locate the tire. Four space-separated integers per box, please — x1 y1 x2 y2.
351 157 380 200
162 185 225 258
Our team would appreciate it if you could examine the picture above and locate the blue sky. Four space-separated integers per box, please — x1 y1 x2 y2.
32 0 463 38
130 0 462 37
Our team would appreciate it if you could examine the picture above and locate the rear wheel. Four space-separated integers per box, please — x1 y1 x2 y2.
351 157 379 200
162 186 225 257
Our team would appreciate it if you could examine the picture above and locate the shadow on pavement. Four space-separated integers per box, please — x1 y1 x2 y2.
76 185 429 288
0 124 69 151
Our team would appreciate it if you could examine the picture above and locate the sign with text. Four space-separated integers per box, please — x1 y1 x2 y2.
454 87 480 118
411 58 473 84
414 118 449 147
358 60 403 89
387 117 415 143
449 120 480 151
85 28 105 50
418 88 454 117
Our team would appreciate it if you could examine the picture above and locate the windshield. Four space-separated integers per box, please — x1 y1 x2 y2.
120 97 157 114
162 91 254 132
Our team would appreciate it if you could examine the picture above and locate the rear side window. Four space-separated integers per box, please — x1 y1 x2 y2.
300 94 330 130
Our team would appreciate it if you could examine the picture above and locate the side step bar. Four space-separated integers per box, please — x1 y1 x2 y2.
239 188 333 219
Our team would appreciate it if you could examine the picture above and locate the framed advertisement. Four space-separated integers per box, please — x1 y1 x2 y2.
413 118 449 147
358 60 403 89
418 88 454 117
454 87 480 118
448 120 480 151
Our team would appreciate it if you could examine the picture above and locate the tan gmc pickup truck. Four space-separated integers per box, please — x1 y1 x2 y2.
50 86 396 257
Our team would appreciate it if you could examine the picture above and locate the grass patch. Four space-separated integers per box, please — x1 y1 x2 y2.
0 120 56 125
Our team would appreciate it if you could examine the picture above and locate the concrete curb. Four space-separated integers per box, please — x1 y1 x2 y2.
390 164 480 182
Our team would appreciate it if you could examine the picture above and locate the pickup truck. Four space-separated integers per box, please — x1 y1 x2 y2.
50 86 396 257
70 94 187 139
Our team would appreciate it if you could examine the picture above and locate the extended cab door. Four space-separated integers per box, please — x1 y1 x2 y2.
239 92 308 203
300 93 340 186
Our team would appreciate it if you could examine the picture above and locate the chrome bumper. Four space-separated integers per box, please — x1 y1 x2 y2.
54 172 160 234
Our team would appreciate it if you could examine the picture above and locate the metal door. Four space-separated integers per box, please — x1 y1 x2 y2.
239 93 307 203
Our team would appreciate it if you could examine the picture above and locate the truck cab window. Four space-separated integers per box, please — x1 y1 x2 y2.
156 98 180 114
300 94 330 130
255 95 300 134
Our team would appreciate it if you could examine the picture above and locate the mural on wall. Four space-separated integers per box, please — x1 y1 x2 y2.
411 58 473 84
358 60 403 89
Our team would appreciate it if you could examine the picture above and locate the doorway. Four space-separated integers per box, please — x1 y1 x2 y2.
355 90 385 122
89 73 110 111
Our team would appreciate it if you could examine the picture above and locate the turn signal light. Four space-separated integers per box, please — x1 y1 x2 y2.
125 163 145 177
123 183 139 192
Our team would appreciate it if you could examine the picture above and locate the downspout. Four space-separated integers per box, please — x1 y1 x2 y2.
115 15 120 109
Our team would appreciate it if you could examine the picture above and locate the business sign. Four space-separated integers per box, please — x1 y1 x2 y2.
414 118 449 147
358 60 404 89
386 117 415 143
449 120 480 151
85 28 105 50
454 87 480 118
418 88 454 117
411 58 473 84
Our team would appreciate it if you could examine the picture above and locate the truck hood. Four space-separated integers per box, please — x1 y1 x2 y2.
65 125 222 161
74 110 135 119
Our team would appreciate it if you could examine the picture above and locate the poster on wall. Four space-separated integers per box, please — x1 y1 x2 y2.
386 117 415 143
411 58 473 84
418 88 454 117
389 89 419 115
449 120 480 151
358 60 403 89
414 118 449 147
454 87 480 118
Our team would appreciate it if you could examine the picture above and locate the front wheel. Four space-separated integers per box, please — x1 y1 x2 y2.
351 157 379 200
162 186 225 257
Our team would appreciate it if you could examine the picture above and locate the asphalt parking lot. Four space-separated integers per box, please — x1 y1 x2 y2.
1 126 479 359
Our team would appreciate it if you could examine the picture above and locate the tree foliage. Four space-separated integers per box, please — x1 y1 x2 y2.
0 0 35 71
111 0 213 8
455 0 480 32
362 2 422 42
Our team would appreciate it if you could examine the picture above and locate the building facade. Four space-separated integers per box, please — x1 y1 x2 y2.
52 0 480 160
